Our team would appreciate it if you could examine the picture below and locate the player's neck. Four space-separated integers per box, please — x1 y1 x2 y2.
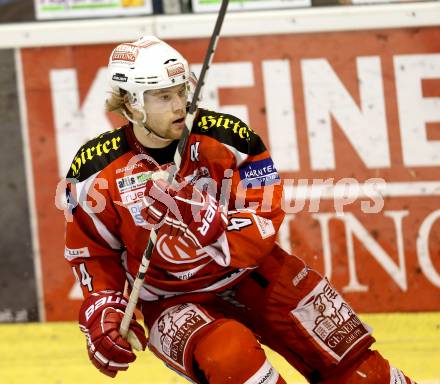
133 123 171 149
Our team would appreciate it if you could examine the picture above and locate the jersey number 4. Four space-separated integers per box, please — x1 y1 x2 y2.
72 263 93 292
227 217 253 231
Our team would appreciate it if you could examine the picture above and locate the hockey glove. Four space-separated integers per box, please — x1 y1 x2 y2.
78 291 148 377
142 173 227 249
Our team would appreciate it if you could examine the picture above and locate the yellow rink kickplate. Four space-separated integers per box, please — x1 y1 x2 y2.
0 312 439 383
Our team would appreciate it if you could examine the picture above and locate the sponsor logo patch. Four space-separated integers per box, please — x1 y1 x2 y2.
252 214 275 239
64 247 90 261
69 135 122 177
116 171 151 193
127 201 148 226
150 304 212 370
111 43 139 63
292 267 309 286
115 163 142 174
290 279 370 362
166 62 185 78
245 360 279 384
84 295 127 322
112 73 128 82
120 188 145 205
197 114 253 142
167 263 209 281
239 157 280 186
110 40 159 64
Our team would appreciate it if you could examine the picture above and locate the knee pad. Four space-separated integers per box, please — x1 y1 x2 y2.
194 319 283 384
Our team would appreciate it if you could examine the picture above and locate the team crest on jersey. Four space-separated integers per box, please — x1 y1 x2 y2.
156 234 211 264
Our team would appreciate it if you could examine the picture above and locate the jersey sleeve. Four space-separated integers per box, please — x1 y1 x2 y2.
220 142 284 268
64 169 126 299
193 109 285 269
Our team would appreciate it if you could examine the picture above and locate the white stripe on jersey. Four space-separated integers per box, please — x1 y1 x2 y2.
75 171 122 250
204 232 231 267
124 266 251 301
223 143 249 167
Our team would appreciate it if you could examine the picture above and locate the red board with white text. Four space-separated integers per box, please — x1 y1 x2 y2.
21 28 440 320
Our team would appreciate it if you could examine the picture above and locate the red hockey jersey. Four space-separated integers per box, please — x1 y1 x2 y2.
65 108 284 301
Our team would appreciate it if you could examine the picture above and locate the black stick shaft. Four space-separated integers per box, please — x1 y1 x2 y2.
120 0 230 340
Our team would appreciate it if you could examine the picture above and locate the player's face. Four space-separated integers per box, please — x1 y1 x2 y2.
143 83 188 140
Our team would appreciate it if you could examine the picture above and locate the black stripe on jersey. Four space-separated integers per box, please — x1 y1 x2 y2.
192 108 266 156
66 127 130 182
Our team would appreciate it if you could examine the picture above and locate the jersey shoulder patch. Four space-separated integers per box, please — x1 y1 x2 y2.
66 126 130 182
192 108 266 156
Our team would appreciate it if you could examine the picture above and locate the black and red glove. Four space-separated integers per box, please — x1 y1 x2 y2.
79 291 148 377
142 173 228 249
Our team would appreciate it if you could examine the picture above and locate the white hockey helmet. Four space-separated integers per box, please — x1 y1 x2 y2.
108 36 190 113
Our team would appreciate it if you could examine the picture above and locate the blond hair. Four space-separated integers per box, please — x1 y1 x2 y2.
105 91 132 120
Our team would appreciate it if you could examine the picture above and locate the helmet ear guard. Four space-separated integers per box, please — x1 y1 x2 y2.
121 108 147 126
126 91 143 113
110 88 146 125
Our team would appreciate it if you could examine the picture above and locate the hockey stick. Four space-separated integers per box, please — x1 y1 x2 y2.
120 0 230 345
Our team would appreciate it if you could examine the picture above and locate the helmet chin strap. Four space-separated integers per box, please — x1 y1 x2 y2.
142 124 173 143
122 108 173 144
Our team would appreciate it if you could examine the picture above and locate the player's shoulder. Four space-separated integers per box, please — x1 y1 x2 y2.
192 108 266 156
66 126 131 181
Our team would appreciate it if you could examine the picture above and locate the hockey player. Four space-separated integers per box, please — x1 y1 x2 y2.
64 36 415 383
